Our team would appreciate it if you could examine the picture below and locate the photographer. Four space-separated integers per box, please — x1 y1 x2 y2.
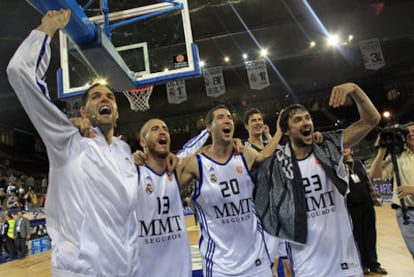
370 122 414 258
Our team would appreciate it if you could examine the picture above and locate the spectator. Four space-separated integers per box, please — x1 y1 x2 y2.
24 185 38 210
6 191 20 210
4 213 16 260
369 121 414 258
343 147 387 274
0 216 6 257
6 175 16 197
14 211 31 258
40 177 48 194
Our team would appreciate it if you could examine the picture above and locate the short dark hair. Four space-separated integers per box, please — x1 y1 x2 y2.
205 104 229 127
243 108 263 125
81 83 114 106
405 121 414 128
279 104 308 133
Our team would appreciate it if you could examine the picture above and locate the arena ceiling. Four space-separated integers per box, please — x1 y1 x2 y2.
1 0 414 154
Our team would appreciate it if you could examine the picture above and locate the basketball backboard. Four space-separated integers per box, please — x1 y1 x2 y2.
56 0 200 99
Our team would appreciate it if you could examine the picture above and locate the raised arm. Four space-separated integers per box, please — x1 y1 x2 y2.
6 10 77 167
252 111 284 165
37 9 71 37
329 83 381 148
368 147 388 180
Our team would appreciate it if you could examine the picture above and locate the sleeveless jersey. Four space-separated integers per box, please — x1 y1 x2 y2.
137 165 192 277
287 153 362 277
193 153 271 277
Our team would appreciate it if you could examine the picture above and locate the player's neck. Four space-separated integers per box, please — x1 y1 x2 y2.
248 135 264 149
100 127 114 145
344 156 353 162
146 155 167 174
291 143 312 160
207 142 233 162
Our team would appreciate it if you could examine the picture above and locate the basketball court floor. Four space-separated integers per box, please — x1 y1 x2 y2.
0 203 413 277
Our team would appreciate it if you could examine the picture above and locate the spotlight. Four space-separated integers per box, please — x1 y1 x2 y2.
260 48 268 57
327 34 339 46
382 110 392 120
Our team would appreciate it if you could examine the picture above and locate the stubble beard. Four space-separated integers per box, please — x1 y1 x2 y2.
292 136 311 148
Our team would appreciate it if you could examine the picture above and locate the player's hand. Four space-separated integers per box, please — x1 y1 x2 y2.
70 117 96 138
42 9 71 28
38 9 71 37
397 185 414 199
329 83 358 108
313 131 324 144
232 138 244 155
133 150 147 166
275 109 284 137
166 153 179 175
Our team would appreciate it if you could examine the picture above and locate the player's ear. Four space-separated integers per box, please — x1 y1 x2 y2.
206 124 213 133
80 106 87 118
139 137 146 149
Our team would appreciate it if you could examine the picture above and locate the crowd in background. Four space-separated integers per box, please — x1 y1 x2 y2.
0 166 48 261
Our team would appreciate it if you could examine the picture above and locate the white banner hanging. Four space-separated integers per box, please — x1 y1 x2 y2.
166 79 187 104
245 59 269 90
359 38 386 70
202 66 226 97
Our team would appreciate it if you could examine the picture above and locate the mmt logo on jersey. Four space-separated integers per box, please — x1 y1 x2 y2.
303 174 336 218
213 198 252 224
139 215 184 244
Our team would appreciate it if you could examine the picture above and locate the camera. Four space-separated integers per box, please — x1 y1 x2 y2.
378 124 409 154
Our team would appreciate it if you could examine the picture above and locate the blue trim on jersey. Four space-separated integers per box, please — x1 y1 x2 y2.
136 166 141 179
144 164 167 177
35 35 50 100
286 242 296 277
194 200 216 276
176 129 209 157
205 237 215 277
200 150 234 165
192 155 218 276
192 154 203 200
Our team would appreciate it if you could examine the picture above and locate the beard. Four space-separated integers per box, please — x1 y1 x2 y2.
292 135 311 148
147 142 170 159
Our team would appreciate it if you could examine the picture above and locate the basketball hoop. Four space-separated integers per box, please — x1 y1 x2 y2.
122 85 154 112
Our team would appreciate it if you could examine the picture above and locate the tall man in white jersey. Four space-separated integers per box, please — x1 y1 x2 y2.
243 107 292 277
254 83 381 277
136 118 192 277
176 104 283 277
7 10 140 276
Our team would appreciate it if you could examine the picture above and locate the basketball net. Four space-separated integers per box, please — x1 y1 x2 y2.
122 85 154 112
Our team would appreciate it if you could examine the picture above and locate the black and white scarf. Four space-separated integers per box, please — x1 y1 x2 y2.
253 130 348 244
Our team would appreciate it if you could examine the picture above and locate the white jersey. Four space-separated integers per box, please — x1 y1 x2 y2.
7 30 140 276
136 166 191 277
193 153 271 277
287 153 362 277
